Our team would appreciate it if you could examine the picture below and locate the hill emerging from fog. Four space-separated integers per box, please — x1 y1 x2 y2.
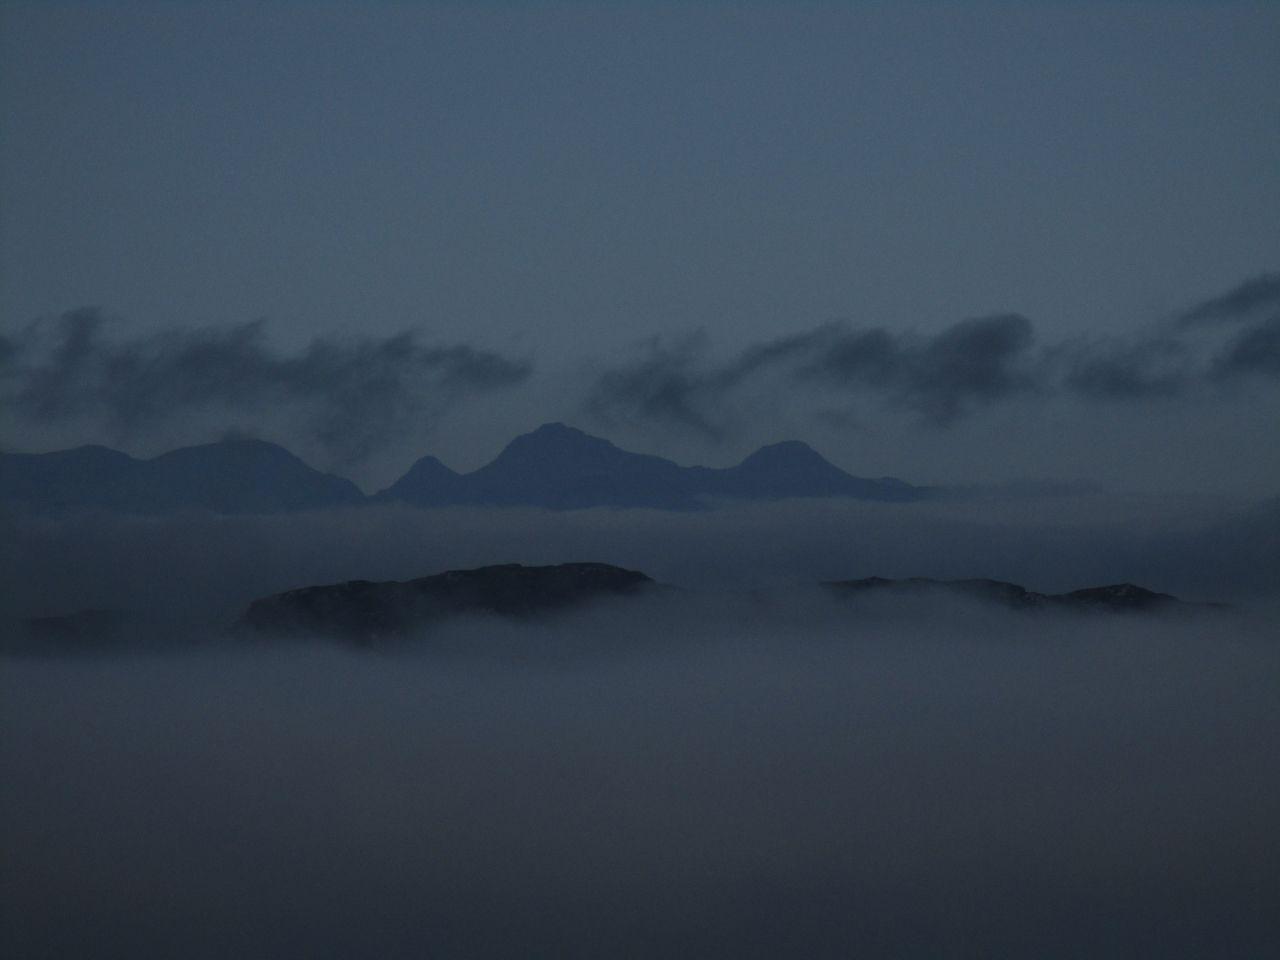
0 423 925 514
222 564 1220 644
238 562 656 641
822 576 1212 612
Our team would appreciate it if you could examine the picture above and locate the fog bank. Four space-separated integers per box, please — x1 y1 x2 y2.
2 493 1276 626
3 600 1277 958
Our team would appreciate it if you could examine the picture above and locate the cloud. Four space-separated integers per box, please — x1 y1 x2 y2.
1178 272 1280 326
1054 336 1192 400
801 313 1037 423
584 333 725 439
4 600 1279 957
1212 313 1280 381
585 273 1280 437
586 315 1038 436
0 308 532 463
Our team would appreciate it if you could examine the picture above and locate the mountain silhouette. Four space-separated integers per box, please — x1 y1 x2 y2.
379 422 924 509
1 424 925 515
0 438 363 514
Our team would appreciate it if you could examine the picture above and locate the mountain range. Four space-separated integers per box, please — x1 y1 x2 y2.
0 423 925 514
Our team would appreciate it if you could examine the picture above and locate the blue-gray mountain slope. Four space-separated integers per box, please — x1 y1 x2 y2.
378 423 923 509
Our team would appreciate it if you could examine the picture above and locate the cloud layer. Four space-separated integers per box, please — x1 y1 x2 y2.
585 273 1280 437
0 309 531 464
4 603 1279 958
2 273 1277 462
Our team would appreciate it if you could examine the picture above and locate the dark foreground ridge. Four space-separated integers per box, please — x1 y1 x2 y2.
7 568 1223 654
238 562 656 640
237 564 1220 644
824 576 1220 612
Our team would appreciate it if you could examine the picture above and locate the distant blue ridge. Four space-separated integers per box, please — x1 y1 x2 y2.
0 422 927 515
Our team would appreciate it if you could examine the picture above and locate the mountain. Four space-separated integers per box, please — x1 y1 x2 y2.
0 438 363 515
378 454 472 505
146 439 364 512
239 562 655 640
1 424 926 515
0 445 143 512
378 422 924 509
703 440 917 500
823 576 1211 613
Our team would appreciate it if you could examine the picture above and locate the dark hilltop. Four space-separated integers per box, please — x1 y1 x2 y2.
229 564 1222 645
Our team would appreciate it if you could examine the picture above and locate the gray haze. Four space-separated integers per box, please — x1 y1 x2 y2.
4 6 1279 956
3 2 1279 492
3 495 1277 627
4 598 1279 958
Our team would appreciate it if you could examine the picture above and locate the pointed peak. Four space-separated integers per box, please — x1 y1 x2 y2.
403 453 460 476
739 440 831 468
754 439 820 456
504 422 617 452
528 422 595 440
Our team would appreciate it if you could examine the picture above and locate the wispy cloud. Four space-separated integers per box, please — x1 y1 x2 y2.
584 273 1280 437
1177 272 1280 326
0 308 531 463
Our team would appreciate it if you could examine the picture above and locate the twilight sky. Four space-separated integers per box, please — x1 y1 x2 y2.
2 1 1278 493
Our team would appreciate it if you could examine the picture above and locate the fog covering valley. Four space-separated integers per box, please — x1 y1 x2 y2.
3 495 1279 957
3 489 1277 627
5 2 1280 954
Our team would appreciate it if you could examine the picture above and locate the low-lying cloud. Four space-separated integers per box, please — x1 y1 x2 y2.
3 492 1276 629
4 487 1277 956
3 599 1278 958
3 273 1278 468
1177 271 1280 326
0 308 531 465
586 273 1280 437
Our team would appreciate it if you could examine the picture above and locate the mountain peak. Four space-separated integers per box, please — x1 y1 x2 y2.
499 423 620 460
524 422 607 444
741 440 822 463
737 439 839 474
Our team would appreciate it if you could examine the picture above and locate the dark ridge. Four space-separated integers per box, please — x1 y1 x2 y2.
238 562 656 641
3 424 928 515
0 437 363 515
377 422 925 509
823 576 1214 612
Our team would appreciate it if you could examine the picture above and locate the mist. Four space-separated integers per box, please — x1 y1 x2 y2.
4 591 1278 958
3 491 1277 629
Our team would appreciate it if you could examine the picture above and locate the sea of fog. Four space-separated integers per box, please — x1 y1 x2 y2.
4 593 1279 958
3 496 1278 957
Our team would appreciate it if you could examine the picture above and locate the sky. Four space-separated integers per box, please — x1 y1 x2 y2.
2 1 1278 493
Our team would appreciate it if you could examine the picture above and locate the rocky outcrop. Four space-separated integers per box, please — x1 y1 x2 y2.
238 562 655 640
823 576 1208 612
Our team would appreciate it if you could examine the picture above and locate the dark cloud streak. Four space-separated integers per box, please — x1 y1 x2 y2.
1054 336 1192 400
586 315 1040 437
585 273 1280 437
1178 272 1280 326
1213 313 1280 381
1 308 532 464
